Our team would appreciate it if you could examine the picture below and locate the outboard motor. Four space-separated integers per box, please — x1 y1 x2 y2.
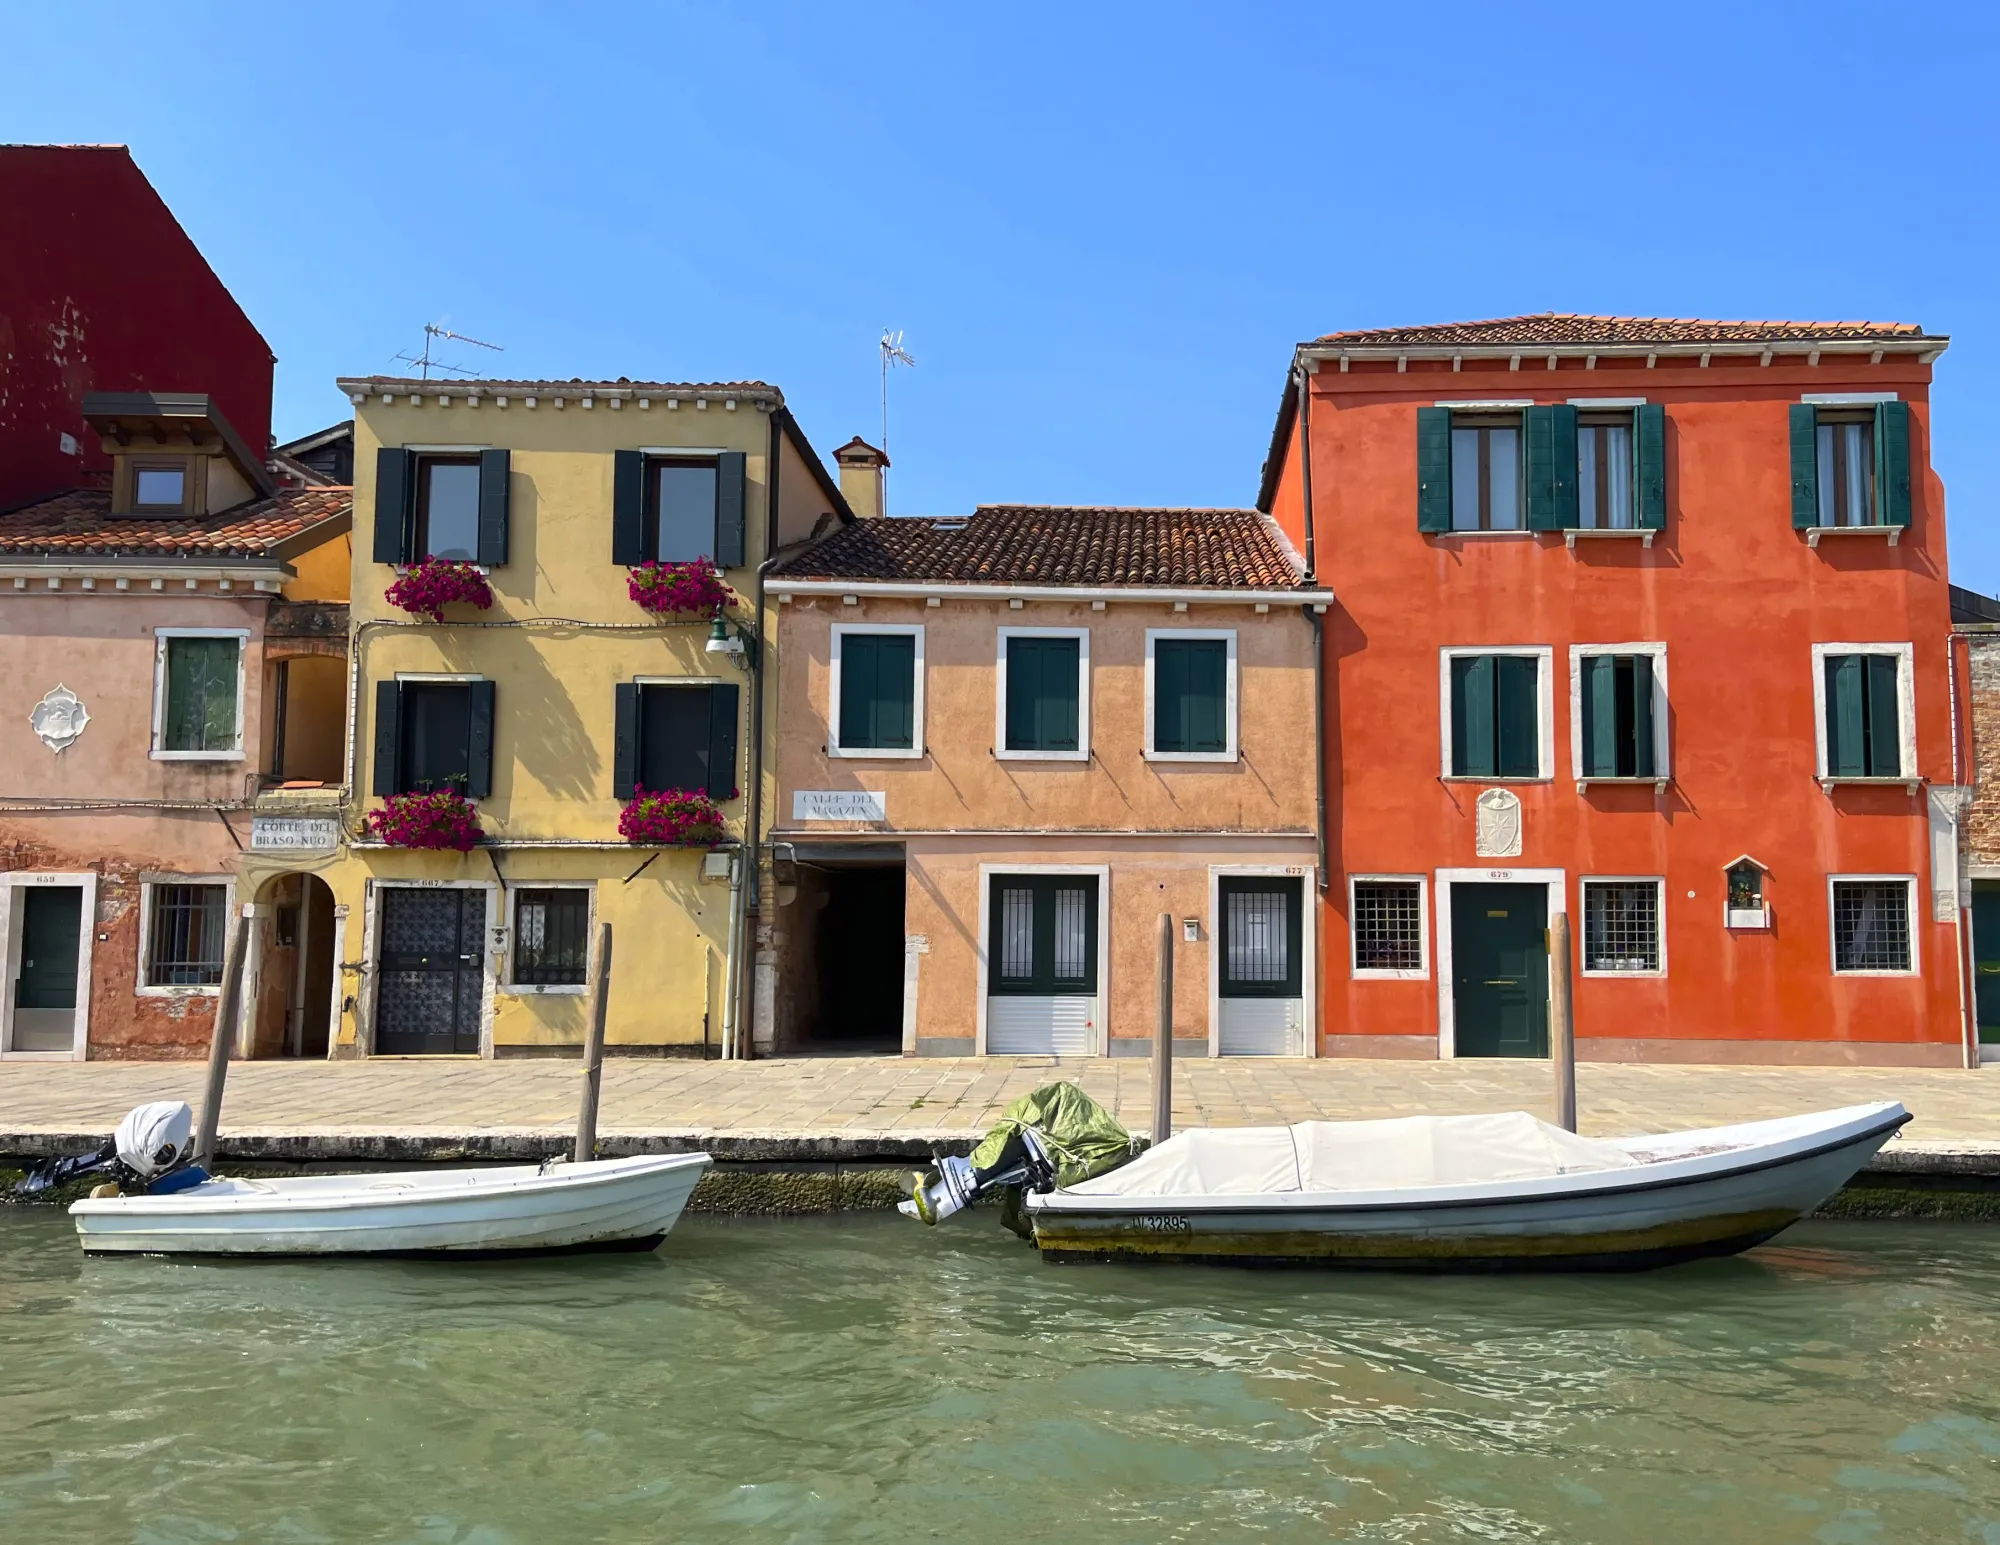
901 1127 1056 1225
13 1101 205 1197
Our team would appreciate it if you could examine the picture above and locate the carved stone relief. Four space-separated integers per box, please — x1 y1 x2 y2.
29 685 89 752
1475 787 1522 858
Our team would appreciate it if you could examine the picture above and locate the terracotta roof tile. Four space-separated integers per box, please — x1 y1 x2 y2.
1316 313 1938 348
772 506 1309 590
0 486 352 559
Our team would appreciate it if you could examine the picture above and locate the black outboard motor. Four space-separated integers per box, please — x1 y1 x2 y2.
13 1101 205 1197
901 1127 1057 1224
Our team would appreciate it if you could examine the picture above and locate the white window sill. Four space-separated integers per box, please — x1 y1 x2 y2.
1725 909 1771 929
1440 774 1549 784
502 983 587 996
1819 776 1922 793
828 746 926 760
1565 528 1656 549
1833 969 1918 979
1144 751 1238 764
1576 776 1669 792
1581 968 1666 979
151 750 246 762
996 750 1090 762
136 984 221 997
1352 969 1429 982
1438 529 1535 539
1806 525 1901 549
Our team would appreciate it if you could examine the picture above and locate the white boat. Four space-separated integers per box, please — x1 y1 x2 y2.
69 1152 712 1258
1024 1102 1909 1271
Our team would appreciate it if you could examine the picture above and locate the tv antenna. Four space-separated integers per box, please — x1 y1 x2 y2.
392 322 505 381
879 329 915 516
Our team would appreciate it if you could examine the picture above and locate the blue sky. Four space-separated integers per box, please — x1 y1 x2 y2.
7 3 1998 583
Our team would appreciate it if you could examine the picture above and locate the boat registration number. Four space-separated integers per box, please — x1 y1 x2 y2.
1140 1214 1191 1234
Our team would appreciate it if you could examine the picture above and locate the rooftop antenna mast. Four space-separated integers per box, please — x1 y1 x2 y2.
879 329 914 517
392 322 504 381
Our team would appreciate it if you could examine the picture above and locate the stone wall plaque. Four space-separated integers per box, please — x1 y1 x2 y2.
1474 788 1522 858
793 790 887 822
29 685 89 752
250 815 341 852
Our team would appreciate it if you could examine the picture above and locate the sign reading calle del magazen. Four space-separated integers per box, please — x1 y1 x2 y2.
250 815 342 852
792 790 887 822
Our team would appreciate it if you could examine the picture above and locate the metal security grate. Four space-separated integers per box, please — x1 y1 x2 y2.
1052 887 1090 981
1353 882 1423 971
513 888 589 986
1833 881 1911 972
1583 881 1660 972
1227 890 1289 983
146 884 227 986
999 887 1035 980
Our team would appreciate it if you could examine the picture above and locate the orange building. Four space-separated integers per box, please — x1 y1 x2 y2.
1261 315 1970 1067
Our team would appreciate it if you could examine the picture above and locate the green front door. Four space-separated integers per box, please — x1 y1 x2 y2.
13 886 82 1052
1973 885 2000 1046
1451 883 1549 1058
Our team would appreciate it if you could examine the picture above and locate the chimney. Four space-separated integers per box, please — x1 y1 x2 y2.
833 436 889 519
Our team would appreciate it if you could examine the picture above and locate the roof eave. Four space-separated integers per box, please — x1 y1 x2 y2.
769 578 1332 607
1300 336 1950 366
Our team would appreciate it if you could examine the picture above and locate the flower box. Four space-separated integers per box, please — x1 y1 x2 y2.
619 786 728 847
627 557 734 618
366 789 483 851
386 558 494 623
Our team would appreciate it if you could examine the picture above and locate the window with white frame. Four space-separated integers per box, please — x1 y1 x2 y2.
1570 645 1668 782
1831 878 1914 973
1351 878 1425 976
1812 643 1914 783
511 887 590 987
153 630 245 757
1581 879 1663 974
997 628 1090 760
1146 630 1236 760
144 882 228 986
1441 647 1550 779
830 625 924 756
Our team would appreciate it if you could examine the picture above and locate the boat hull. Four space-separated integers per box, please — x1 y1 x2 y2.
69 1153 711 1258
1029 1117 1901 1272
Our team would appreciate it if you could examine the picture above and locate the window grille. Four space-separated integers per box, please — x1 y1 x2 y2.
1353 882 1424 971
513 889 589 986
1583 881 1661 973
1833 882 1911 972
999 887 1035 980
146 884 226 986
1227 890 1289 982
1052 887 1090 981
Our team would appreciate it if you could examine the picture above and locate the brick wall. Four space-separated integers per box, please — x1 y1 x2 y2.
1964 633 2000 863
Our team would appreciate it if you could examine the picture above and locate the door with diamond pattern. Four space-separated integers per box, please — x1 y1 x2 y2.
375 888 485 1054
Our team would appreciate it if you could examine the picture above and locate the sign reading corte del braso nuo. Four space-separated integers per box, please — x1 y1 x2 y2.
250 816 341 852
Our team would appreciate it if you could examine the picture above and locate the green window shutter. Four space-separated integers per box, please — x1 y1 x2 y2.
476 448 510 567
1826 655 1865 777
1790 405 1819 530
706 682 741 799
1525 405 1577 531
1876 401 1912 528
372 680 403 796
1634 404 1667 531
164 638 238 751
1450 655 1495 776
839 635 916 750
1153 638 1227 754
714 451 747 569
838 635 879 749
611 450 645 565
1154 638 1189 752
1581 655 1617 777
466 680 495 800
1629 654 1657 777
613 683 639 799
1007 638 1079 751
1865 654 1901 777
1496 655 1539 777
372 447 413 564
1417 407 1453 533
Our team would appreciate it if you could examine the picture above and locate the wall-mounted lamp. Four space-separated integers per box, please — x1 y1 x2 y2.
704 607 759 669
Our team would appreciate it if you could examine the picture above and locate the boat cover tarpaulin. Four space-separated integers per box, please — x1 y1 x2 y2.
969 1082 1134 1188
1062 1112 1637 1199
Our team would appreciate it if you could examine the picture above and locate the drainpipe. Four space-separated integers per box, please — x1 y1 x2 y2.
720 848 747 1058
1295 358 1328 896
1296 358 1317 583
1948 629 1977 1066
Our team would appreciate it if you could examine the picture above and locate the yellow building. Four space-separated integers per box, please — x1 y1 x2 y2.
240 377 851 1058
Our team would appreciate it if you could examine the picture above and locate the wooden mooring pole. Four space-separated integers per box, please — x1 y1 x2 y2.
192 908 252 1170
1153 912 1174 1146
574 923 613 1163
1549 911 1577 1134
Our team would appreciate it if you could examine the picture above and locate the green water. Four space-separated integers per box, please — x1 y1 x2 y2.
4 1214 2000 1544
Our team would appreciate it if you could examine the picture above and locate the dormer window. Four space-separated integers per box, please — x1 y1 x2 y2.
134 463 188 511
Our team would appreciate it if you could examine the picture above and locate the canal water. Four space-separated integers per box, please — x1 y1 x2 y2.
4 1213 2000 1543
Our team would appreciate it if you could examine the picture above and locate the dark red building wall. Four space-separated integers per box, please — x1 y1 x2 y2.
0 145 273 510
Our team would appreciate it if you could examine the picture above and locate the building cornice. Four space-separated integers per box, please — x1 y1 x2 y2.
1299 337 1949 371
773 579 1332 608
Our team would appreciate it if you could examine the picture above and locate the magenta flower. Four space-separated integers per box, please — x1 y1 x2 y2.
386 559 494 623
366 789 483 851
627 557 734 617
618 786 726 846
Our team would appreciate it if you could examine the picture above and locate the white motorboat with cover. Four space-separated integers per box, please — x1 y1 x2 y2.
1024 1102 1910 1270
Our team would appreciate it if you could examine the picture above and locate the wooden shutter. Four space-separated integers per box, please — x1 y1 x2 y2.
1581 655 1616 777
1450 655 1494 776
1826 655 1865 777
613 682 639 799
714 451 747 568
466 679 496 800
1628 654 1657 777
706 681 741 799
841 634 916 751
372 680 403 795
1525 404 1577 531
1417 408 1453 533
1876 401 1912 529
476 448 510 567
1007 638 1079 752
612 450 646 565
373 447 414 564
1790 405 1819 530
1496 655 1539 777
1634 404 1667 531
1153 638 1227 754
1866 654 1901 777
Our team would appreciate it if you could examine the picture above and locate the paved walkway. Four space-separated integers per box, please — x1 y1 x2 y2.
2 1056 1996 1162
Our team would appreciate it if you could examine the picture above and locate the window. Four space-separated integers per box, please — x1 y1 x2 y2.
611 450 747 569
374 679 496 798
1576 415 1634 529
1220 879 1303 997
1576 651 1661 779
1447 651 1543 778
1148 632 1235 759
988 875 1098 994
512 889 590 987
998 629 1088 759
145 883 227 987
155 632 243 757
416 455 482 561
134 464 187 510
613 680 740 799
1831 879 1913 973
1816 414 1875 528
1351 879 1425 976
1450 415 1522 530
1791 402 1911 535
1819 649 1906 779
1582 880 1662 974
649 458 719 562
832 627 921 755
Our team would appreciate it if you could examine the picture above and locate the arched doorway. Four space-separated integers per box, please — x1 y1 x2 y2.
248 872 336 1057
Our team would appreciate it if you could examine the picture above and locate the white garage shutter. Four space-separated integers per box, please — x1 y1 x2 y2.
1218 997 1303 1057
987 995 1096 1055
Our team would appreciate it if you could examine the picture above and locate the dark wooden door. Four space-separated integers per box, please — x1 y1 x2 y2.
1974 885 2000 1047
16 886 81 1010
375 888 485 1054
1451 883 1548 1058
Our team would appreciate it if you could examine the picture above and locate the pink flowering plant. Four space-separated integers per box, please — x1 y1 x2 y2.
385 558 494 623
627 557 734 617
366 788 484 851
618 785 729 846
